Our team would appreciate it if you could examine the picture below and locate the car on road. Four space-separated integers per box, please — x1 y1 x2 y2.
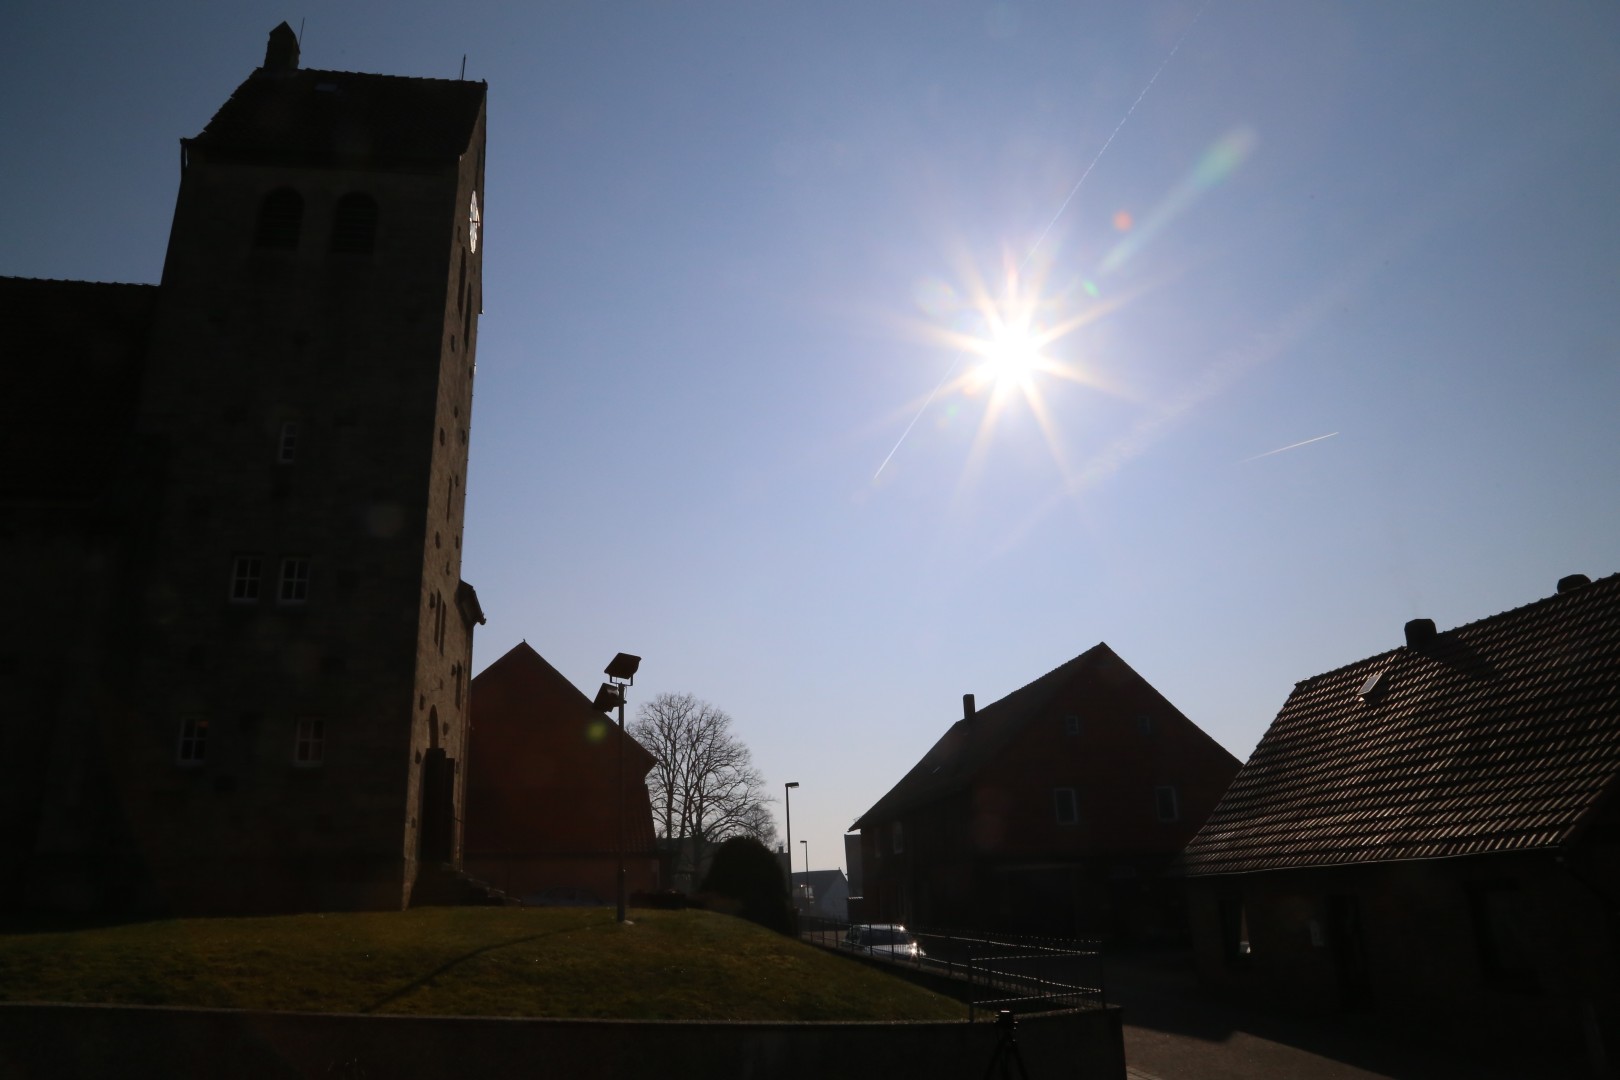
843 923 926 960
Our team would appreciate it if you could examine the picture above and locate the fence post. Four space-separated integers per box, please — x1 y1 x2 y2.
967 944 975 1023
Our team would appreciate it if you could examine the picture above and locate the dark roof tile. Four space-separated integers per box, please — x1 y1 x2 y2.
1184 574 1620 875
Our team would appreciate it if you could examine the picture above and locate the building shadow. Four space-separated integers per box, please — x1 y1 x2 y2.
1106 944 1583 1080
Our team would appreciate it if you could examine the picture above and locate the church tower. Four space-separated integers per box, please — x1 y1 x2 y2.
108 25 488 911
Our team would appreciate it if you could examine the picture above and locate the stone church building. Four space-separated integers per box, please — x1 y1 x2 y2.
1 25 488 914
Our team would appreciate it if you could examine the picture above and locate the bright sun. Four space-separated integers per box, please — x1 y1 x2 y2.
974 322 1042 392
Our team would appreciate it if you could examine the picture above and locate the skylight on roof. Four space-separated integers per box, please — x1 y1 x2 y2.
1357 670 1386 702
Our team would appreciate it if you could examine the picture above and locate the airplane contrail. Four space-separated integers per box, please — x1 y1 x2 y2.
874 2 1212 482
1242 431 1339 463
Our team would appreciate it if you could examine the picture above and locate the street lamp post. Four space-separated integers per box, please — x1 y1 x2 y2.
784 781 799 904
594 652 641 924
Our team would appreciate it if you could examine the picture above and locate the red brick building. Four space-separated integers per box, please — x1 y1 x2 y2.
1182 573 1620 1073
464 642 659 902
851 644 1240 937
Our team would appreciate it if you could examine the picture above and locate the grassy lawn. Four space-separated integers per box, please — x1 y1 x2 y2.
0 907 968 1022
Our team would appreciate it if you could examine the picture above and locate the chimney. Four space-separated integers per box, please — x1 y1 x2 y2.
263 22 300 71
962 694 976 722
1558 574 1591 594
1404 618 1437 649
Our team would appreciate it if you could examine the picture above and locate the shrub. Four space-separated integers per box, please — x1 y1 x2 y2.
699 837 793 935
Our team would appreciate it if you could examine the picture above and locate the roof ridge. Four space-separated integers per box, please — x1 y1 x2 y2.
0 275 157 289
1293 572 1620 687
289 67 489 87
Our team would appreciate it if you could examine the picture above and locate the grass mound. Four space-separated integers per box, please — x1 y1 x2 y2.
0 907 967 1022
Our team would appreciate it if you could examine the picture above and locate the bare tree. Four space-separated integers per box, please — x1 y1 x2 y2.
631 693 776 885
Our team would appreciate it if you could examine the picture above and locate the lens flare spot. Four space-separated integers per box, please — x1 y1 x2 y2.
912 277 959 320
1112 210 1133 232
585 718 609 743
1082 280 1100 299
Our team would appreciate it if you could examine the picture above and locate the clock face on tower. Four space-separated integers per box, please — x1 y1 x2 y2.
468 191 480 254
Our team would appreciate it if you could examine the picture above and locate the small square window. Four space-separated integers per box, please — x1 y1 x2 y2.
294 718 325 765
1155 785 1180 822
177 717 208 764
278 422 299 464
230 556 262 603
1054 787 1079 826
279 558 310 604
1063 714 1081 736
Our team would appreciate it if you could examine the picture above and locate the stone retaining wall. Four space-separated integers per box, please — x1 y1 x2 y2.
0 1001 1124 1079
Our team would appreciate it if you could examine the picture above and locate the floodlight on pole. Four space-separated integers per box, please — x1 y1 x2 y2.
597 651 640 924
784 782 799 903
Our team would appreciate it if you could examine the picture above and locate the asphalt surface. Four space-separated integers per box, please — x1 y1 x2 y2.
1106 948 1588 1080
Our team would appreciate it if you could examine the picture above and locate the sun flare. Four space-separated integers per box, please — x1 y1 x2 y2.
874 249 1133 488
972 322 1042 393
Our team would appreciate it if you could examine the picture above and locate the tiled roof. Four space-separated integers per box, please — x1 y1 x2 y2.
850 644 1116 829
0 277 156 501
1182 574 1620 877
471 641 656 774
189 66 484 169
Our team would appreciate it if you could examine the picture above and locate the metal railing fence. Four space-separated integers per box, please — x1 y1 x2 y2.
799 914 1105 1020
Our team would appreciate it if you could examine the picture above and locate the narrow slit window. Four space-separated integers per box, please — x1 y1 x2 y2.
278 421 299 464
1054 787 1079 826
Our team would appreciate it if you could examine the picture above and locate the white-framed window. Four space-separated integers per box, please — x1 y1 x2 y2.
277 421 299 464
177 717 208 764
1054 787 1079 826
1063 713 1081 736
1155 785 1180 823
294 718 325 765
230 556 262 603
279 557 310 604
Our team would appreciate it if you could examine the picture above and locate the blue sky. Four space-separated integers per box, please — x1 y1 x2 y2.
6 2 1619 884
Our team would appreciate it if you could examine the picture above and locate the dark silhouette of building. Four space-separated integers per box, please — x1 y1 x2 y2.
851 644 1240 936
1 24 487 914
463 642 659 902
1182 573 1620 1071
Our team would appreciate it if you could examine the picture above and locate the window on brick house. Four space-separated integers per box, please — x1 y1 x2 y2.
294 718 325 765
1054 787 1079 826
278 421 299 464
177 717 208 764
230 556 263 602
254 188 303 249
1063 713 1081 736
891 821 905 854
279 557 310 604
1155 785 1180 822
329 192 378 254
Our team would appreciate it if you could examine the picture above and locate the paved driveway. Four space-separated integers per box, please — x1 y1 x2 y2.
1107 948 1587 1080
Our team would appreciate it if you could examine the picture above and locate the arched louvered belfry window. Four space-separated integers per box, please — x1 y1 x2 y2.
330 192 378 254
253 187 304 250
